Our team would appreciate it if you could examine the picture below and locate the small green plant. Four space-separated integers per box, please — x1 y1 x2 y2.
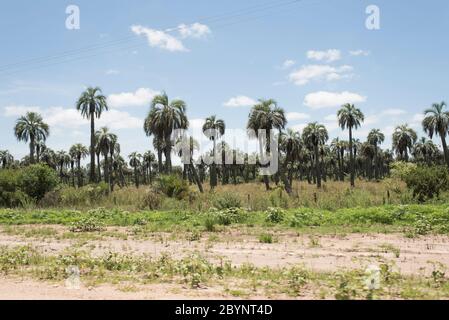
334 274 358 300
212 192 242 210
204 216 216 232
287 267 309 295
265 207 285 224
258 233 274 243
70 216 105 232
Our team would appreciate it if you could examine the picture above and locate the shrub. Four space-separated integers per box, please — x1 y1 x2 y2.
212 208 247 226
212 192 242 210
156 175 189 200
70 216 105 232
140 188 162 210
18 164 59 201
0 169 29 207
265 207 285 223
403 166 449 202
390 161 417 181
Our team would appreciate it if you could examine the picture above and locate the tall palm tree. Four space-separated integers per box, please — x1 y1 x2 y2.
176 135 203 193
202 115 225 189
128 152 142 188
330 138 346 181
69 143 88 187
144 92 188 173
303 122 328 188
95 127 117 186
337 104 365 187
422 101 449 168
56 150 71 182
367 129 385 180
143 151 156 185
280 129 302 193
0 150 14 169
76 87 108 183
413 137 439 166
14 112 50 164
392 124 417 161
247 99 286 190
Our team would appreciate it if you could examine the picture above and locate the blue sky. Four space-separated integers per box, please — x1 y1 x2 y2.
1 0 448 161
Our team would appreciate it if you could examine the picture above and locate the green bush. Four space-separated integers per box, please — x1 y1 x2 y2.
265 207 285 223
390 161 417 181
18 164 58 201
0 170 30 207
70 216 105 232
212 192 242 210
404 166 449 202
209 207 247 226
156 175 189 200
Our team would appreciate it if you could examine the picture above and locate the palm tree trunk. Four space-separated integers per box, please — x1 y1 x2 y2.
440 131 449 168
29 137 35 164
349 127 355 187
157 149 163 173
315 145 321 188
77 157 82 188
96 153 101 181
89 114 96 183
189 164 203 193
103 154 109 184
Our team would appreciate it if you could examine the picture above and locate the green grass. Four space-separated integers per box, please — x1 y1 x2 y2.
1 203 449 236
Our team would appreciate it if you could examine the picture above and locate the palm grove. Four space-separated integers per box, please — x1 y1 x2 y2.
2 86 449 197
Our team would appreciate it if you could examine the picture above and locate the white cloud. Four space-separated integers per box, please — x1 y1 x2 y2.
289 65 353 86
290 123 307 132
324 114 337 122
97 110 143 130
131 25 187 52
108 88 159 108
177 23 211 39
349 50 370 56
189 118 205 130
3 105 41 117
4 105 142 130
106 69 120 75
223 95 256 108
286 112 310 121
381 108 407 116
307 49 341 62
282 59 296 69
303 91 367 109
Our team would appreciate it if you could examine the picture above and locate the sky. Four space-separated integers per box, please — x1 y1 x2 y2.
0 0 448 162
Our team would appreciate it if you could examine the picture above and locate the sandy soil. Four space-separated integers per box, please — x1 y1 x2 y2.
1 226 448 299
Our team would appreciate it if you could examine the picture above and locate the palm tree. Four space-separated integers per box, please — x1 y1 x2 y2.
144 92 188 173
56 151 70 182
280 129 302 193
69 143 88 187
247 99 287 190
337 104 365 187
413 137 439 166
367 129 385 180
143 151 156 185
14 112 50 164
95 127 117 187
303 122 328 188
330 138 346 181
422 101 449 168
128 152 142 188
0 150 14 169
392 124 417 161
76 87 108 183
203 116 225 190
176 135 203 193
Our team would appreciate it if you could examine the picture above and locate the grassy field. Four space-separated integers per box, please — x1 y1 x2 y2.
1 180 449 299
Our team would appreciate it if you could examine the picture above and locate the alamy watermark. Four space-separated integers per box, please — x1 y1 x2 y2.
66 5 80 30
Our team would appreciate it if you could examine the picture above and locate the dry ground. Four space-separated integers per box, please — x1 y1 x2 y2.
1 225 448 299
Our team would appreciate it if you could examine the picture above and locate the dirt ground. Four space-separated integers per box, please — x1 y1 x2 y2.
1 225 449 299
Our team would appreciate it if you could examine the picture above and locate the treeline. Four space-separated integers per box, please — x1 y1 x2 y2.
1 86 448 195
